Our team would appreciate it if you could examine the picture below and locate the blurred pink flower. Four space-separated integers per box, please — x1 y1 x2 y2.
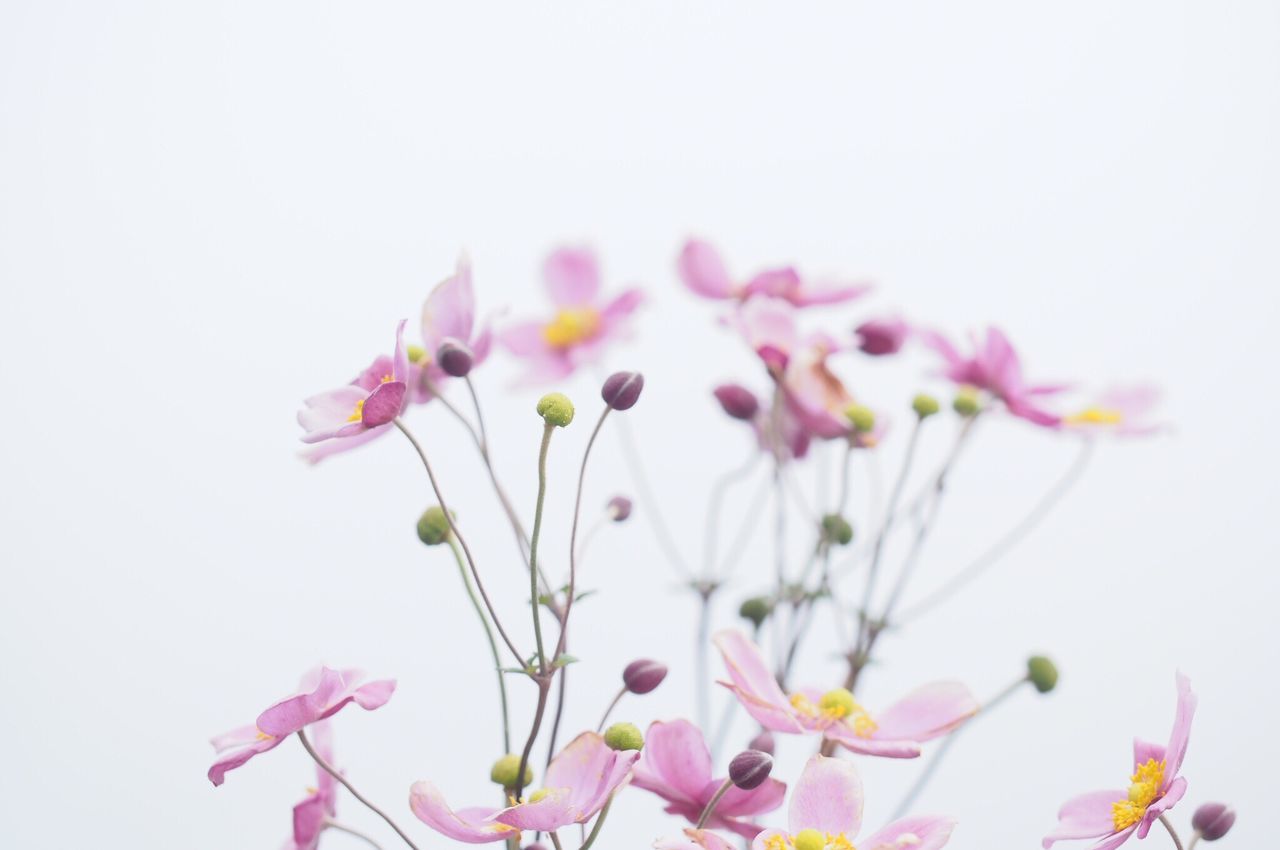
283 720 337 850
208 667 395 786
750 755 956 850
633 719 786 839
715 631 976 759
679 239 872 308
1061 385 1165 437
411 256 494 401
1043 674 1195 850
921 326 1066 427
498 247 643 383
854 316 911 356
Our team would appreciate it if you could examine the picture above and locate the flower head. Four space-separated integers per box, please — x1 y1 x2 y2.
921 327 1066 427
1061 385 1165 438
679 240 871 308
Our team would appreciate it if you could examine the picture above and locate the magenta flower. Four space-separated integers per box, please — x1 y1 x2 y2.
921 326 1066 427
633 719 786 839
498 247 643 382
751 755 956 850
1061 385 1165 437
298 321 411 462
412 256 494 401
854 316 910 356
679 239 871 308
284 720 337 850
409 731 640 843
208 667 396 786
714 631 976 758
1043 674 1195 850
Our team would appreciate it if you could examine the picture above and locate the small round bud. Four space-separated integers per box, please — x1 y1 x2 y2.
714 384 760 421
1192 803 1236 841
855 317 909 356
606 495 633 522
738 597 773 629
819 688 856 718
601 371 644 411
536 393 575 427
416 506 451 546
1026 656 1059 694
748 730 775 756
436 341 474 378
844 404 876 434
603 722 644 752
490 754 533 788
406 344 427 364
728 749 774 790
952 388 982 417
622 659 668 695
793 829 825 850
912 393 940 419
821 514 854 546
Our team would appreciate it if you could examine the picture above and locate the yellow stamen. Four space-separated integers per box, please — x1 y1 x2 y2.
848 712 879 738
346 399 366 422
789 692 820 717
254 729 274 741
1065 406 1123 426
1111 758 1165 831
380 373 393 383
542 308 601 349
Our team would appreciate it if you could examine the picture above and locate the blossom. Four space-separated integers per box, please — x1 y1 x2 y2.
208 667 396 786
751 755 956 850
283 720 337 850
298 321 411 462
498 247 643 382
854 317 910 356
1061 385 1165 437
920 326 1066 427
714 631 976 758
409 731 640 843
678 239 871 308
633 719 786 839
1043 674 1196 850
412 256 494 401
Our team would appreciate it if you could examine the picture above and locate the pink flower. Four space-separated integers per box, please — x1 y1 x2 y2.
655 829 738 850
921 326 1067 427
714 631 976 759
1061 385 1165 437
409 731 640 843
751 755 956 850
854 317 911 356
208 667 396 786
679 239 872 308
284 720 337 850
633 719 786 839
498 247 643 383
1043 674 1195 850
411 256 495 401
298 321 411 462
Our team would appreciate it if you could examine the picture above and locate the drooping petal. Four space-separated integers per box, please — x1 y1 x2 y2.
422 259 477 355
1162 673 1196 783
713 630 804 733
822 725 921 759
207 732 283 785
1137 776 1186 838
256 668 395 737
872 682 979 743
544 247 601 306
1041 790 1125 849
632 720 714 805
787 755 863 837
859 815 956 850
408 782 512 844
678 240 737 300
300 424 392 464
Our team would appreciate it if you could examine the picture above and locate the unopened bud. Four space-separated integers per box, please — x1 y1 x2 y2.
437 341 474 378
490 754 532 788
622 659 668 695
601 371 644 411
714 384 760 421
854 318 909 357
912 393 940 419
821 514 854 546
603 722 644 752
536 393 575 427
844 404 876 434
953 387 982 417
1027 656 1059 694
416 506 451 546
748 730 775 756
1193 803 1236 841
607 495 633 522
738 597 772 629
728 749 773 790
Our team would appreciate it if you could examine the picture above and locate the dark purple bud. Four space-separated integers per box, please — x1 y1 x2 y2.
714 384 760 421
601 371 644 411
854 317 909 356
1193 803 1236 841
748 729 775 755
728 749 773 790
607 495 633 522
437 340 474 378
622 658 668 695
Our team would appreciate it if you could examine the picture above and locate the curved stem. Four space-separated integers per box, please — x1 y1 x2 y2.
447 536 511 752
695 778 735 829
514 679 551 801
548 831 565 850
579 796 614 850
529 422 556 672
545 656 569 769
325 819 387 850
553 407 611 662
596 685 627 732
1159 814 1186 850
298 730 420 850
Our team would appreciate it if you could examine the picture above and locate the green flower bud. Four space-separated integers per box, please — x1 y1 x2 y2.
1027 656 1059 694
416 506 451 546
738 596 773 629
912 393 940 419
603 722 644 751
844 403 876 434
952 387 982 417
490 754 533 788
821 513 854 546
406 344 427 364
536 392 575 427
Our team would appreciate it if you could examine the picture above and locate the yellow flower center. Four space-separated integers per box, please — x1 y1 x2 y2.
542 308 601 349
254 728 274 742
790 691 878 737
1065 406 1123 426
765 831 856 850
1111 758 1165 831
346 399 366 422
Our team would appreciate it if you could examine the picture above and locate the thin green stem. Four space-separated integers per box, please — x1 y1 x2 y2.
579 796 614 850
298 730 420 850
447 536 511 753
1159 814 1186 850
596 685 627 732
553 408 610 661
548 831 565 850
529 422 556 672
514 679 551 801
695 778 735 829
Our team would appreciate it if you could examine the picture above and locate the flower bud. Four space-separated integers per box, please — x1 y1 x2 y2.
714 384 761 421
416 506 451 546
603 722 644 751
536 392 575 427
953 387 982 417
437 341 474 378
406 344 427 364
821 514 854 546
738 597 772 629
602 371 644 411
728 749 774 790
912 393 940 419
793 829 825 850
748 730 775 756
622 659 668 695
1026 656 1059 694
844 404 876 434
854 318 908 356
1192 803 1236 841
607 495 633 522
490 754 533 788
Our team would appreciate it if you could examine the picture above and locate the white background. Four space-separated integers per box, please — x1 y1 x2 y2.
2 2 1278 848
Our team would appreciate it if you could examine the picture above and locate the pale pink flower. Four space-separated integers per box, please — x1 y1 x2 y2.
411 256 494 401
1061 385 1165 437
283 720 337 850
679 239 871 308
920 326 1066 427
1043 674 1195 850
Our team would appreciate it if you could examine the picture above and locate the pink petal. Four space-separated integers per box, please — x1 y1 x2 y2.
491 788 577 831
408 782 512 844
392 319 409 383
292 790 329 847
498 320 553 357
786 280 873 307
860 815 957 850
422 259 477 355
599 288 644 324
361 381 407 426
542 731 640 821
873 681 979 743
655 828 739 850
1132 738 1166 771
354 355 397 391
207 733 282 786
1137 776 1186 838
544 247 601 306
633 720 713 805
1163 673 1196 782
822 725 921 759
298 386 368 443
1042 789 1125 849
787 755 863 837
743 267 802 300
713 777 787 820
727 297 799 362
1086 826 1137 850
751 828 790 850
299 424 391 464
712 630 804 734
678 240 737 300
